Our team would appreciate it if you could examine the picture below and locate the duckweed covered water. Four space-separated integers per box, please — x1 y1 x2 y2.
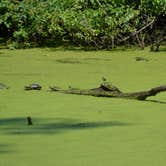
0 48 166 166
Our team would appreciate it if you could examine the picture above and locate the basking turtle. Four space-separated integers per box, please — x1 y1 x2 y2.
24 83 42 90
0 83 9 90
100 82 121 93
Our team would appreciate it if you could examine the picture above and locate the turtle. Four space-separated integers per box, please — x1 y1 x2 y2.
0 83 9 90
24 83 42 90
100 82 121 93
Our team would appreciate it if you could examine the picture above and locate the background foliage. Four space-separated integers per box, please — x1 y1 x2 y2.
0 0 165 49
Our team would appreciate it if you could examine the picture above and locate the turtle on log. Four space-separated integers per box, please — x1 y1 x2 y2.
24 83 42 90
100 82 121 93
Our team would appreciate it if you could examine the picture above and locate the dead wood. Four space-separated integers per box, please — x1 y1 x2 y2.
49 82 166 100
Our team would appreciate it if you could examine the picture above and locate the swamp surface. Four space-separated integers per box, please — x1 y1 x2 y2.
0 47 166 166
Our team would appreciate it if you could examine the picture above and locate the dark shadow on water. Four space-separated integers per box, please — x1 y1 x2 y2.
56 58 84 64
55 57 111 64
0 144 14 154
145 99 166 104
0 117 132 135
0 118 26 125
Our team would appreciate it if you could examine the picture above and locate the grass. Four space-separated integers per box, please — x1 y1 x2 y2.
0 47 166 166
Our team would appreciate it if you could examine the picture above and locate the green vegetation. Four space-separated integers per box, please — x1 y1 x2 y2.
0 48 166 166
0 0 165 49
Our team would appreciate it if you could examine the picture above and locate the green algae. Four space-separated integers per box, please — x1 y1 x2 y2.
0 48 166 166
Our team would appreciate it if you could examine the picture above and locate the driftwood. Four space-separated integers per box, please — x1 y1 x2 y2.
49 82 166 100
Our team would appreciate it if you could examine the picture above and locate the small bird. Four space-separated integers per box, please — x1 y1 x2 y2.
102 77 107 82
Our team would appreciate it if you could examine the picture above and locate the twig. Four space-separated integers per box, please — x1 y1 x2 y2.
119 18 156 43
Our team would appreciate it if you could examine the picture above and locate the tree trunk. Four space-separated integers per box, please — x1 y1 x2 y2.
49 83 166 100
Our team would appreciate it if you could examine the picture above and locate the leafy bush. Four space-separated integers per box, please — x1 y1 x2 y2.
0 0 165 49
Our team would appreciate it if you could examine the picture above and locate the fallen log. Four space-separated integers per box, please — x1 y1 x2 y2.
49 82 166 100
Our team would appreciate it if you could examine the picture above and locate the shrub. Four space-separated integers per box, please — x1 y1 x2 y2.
0 0 165 49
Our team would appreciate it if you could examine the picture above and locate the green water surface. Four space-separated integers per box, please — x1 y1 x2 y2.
0 48 166 166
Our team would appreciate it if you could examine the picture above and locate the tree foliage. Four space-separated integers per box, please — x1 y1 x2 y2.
0 0 165 49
